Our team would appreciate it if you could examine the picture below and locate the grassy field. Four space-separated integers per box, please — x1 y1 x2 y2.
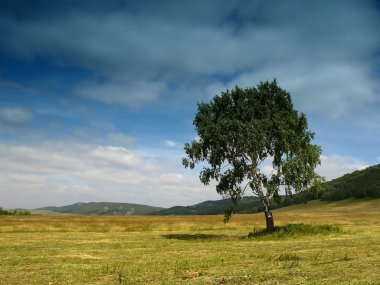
1 199 380 284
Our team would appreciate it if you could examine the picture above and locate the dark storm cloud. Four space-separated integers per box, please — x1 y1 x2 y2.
0 0 379 114
0 0 128 18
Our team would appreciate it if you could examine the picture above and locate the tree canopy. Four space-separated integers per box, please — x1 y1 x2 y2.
183 79 323 231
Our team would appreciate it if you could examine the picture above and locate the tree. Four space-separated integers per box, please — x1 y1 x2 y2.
182 79 323 232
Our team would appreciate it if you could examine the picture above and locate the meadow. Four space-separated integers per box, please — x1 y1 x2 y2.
1 199 379 284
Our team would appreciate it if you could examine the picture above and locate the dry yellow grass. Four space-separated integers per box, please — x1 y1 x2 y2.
1 199 379 284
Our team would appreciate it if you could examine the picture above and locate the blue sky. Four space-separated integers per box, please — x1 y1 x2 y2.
0 0 379 208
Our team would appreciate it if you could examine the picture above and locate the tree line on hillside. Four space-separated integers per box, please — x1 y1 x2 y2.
2 164 378 217
319 165 380 200
0 208 31 215
153 164 379 216
234 164 380 213
278 164 380 205
147 162 380 216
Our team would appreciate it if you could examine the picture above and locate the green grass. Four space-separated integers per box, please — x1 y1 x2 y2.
248 223 341 238
1 199 380 284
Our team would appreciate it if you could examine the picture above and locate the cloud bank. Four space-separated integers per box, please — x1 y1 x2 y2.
0 138 369 209
0 139 219 208
1 0 379 116
0 1 378 208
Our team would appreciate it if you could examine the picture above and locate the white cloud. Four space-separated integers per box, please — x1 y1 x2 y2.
106 146 128 152
77 80 167 107
0 107 33 124
213 60 377 119
164 139 177 147
90 145 157 171
0 140 374 209
0 140 219 209
317 154 369 181
159 173 184 185
106 133 137 147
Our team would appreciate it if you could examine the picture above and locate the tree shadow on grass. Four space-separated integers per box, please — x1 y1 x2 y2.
162 233 225 241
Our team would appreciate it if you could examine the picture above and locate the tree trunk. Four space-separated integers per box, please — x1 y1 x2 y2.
264 208 275 232
261 198 275 232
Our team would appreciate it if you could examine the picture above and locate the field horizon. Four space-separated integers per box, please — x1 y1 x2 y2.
1 198 379 284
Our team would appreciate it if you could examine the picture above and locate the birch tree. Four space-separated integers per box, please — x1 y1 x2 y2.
182 79 322 231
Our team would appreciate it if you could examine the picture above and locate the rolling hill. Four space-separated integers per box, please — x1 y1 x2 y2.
37 202 163 215
149 164 380 215
146 196 261 215
35 164 380 216
321 164 380 200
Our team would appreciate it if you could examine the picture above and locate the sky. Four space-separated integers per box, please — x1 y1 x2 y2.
0 0 379 209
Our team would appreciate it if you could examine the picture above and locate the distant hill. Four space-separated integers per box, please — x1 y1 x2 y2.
37 197 264 216
35 164 380 216
321 164 380 201
37 202 163 215
152 163 380 215
147 196 262 215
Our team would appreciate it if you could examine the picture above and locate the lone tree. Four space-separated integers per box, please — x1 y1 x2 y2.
182 79 322 232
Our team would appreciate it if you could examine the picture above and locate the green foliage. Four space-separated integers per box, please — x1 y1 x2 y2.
321 164 380 201
183 79 322 228
248 223 341 238
0 208 10 215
